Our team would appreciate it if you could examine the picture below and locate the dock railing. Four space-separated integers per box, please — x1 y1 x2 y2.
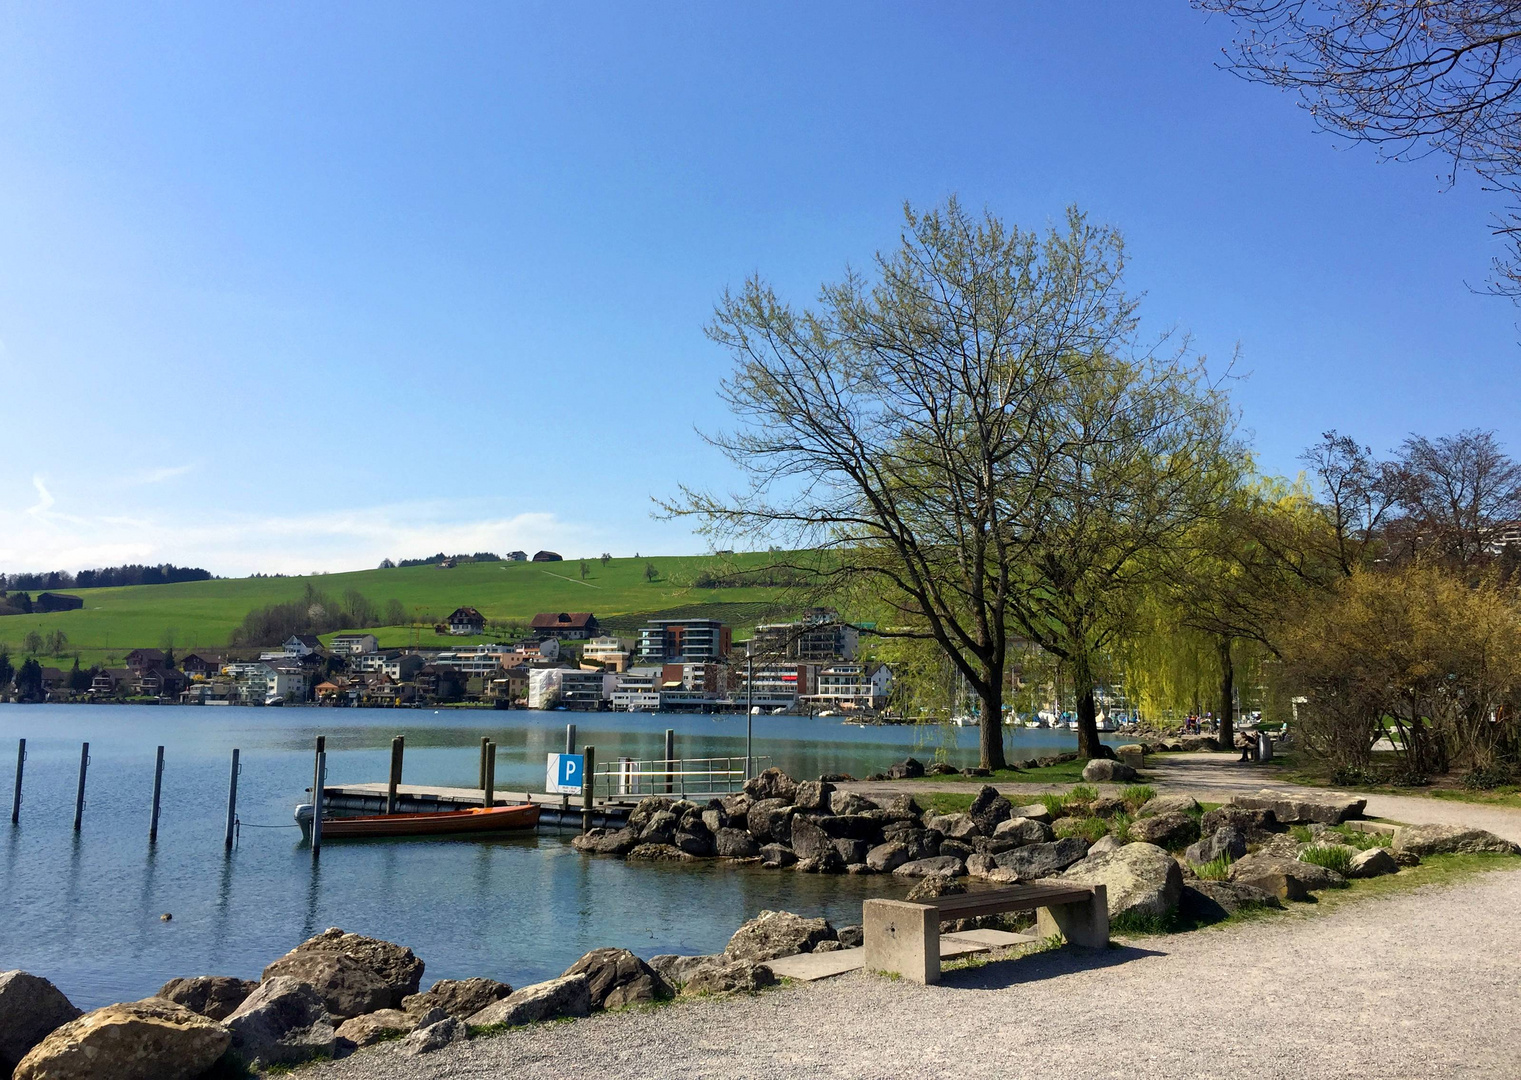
593 756 768 801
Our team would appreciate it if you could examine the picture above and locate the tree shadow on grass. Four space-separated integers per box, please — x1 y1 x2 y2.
941 942 1165 991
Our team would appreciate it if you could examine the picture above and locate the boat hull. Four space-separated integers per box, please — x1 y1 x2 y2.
295 802 540 840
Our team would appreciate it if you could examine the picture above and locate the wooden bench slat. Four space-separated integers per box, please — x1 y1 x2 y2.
924 883 1094 918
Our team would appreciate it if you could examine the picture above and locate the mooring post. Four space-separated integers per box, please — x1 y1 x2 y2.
11 738 24 824
664 728 675 794
386 735 404 815
149 745 165 843
311 735 325 803
483 741 496 808
224 748 240 849
73 742 89 832
478 736 490 789
311 751 327 856
581 745 596 833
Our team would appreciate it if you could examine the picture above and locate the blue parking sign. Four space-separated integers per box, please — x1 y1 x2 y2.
547 752 584 795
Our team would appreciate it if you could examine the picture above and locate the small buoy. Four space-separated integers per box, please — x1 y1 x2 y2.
160 913 172 921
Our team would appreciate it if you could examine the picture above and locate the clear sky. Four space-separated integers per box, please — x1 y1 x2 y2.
1 2 1515 576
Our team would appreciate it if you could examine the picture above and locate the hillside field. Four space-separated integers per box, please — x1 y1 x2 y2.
0 554 800 664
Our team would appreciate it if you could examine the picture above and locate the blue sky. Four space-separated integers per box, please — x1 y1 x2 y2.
1 2 1515 575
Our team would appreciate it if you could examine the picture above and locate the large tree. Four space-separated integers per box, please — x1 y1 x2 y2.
670 200 1141 769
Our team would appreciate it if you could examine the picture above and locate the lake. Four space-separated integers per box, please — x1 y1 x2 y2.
0 704 1098 1009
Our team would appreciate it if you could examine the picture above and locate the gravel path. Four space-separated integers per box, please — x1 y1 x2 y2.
307 760 1521 1080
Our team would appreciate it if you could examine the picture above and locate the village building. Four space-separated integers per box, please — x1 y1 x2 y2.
444 607 486 636
530 611 600 640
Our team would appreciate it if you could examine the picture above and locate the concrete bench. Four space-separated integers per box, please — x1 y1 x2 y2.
863 882 1108 984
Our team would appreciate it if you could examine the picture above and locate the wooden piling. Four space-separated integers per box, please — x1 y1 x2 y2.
386 735 404 815
483 741 496 809
311 735 325 803
11 738 24 824
581 745 596 833
149 745 164 843
664 729 675 794
224 749 240 848
478 736 490 789
73 742 89 832
311 751 327 856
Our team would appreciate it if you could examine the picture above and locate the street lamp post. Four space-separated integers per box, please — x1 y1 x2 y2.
745 652 754 780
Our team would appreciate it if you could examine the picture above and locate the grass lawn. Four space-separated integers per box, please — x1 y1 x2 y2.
1269 750 1521 812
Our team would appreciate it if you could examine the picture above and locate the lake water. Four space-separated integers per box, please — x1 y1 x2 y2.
0 704 1099 1009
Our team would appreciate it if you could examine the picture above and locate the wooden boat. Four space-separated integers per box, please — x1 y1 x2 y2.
294 801 539 841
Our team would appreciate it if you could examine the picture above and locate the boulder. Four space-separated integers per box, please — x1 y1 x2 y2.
673 829 715 857
719 792 752 826
401 977 512 1021
891 855 967 879
1011 803 1053 824
968 786 1013 834
679 959 776 996
1229 790 1366 825
700 808 724 834
1199 805 1280 842
714 827 761 858
790 816 835 861
746 798 797 843
865 841 912 873
1062 842 1183 920
758 843 797 868
572 826 640 856
466 974 591 1027
904 876 966 902
153 975 255 1023
836 925 863 949
938 838 975 862
562 948 670 1010
1392 823 1520 857
882 794 923 819
923 812 980 840
403 1016 466 1054
887 758 926 780
743 767 798 804
725 910 835 962
793 780 833 813
1136 794 1200 819
334 1009 412 1048
223 977 338 1068
794 849 845 873
1394 850 1423 867
638 810 679 846
646 954 718 988
1184 826 1247 866
881 825 940 860
1127 811 1200 851
829 792 877 816
818 814 883 841
626 843 699 861
1081 759 1137 783
1087 833 1123 856
272 926 425 1007
926 761 959 776
1346 847 1400 879
0 971 81 1069
13 997 230 1080
993 817 1054 846
992 837 1090 880
1090 796 1125 817
627 796 675 832
259 950 391 1019
832 837 870 865
1229 852 1346 898
965 853 1020 883
1179 881 1279 923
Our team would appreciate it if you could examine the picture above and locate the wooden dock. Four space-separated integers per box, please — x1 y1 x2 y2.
320 783 632 829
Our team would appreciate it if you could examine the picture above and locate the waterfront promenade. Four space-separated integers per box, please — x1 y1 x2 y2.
309 763 1521 1079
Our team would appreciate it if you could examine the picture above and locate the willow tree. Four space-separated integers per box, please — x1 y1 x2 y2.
668 200 1139 769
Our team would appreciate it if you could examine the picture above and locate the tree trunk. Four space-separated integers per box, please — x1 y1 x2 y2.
977 679 1008 771
1071 651 1103 759
1216 635 1235 753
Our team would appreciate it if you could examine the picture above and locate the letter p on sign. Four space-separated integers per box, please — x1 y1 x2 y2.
547 752 584 795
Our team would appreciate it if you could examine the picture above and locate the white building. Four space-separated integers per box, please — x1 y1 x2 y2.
581 636 631 672
329 633 379 656
807 663 892 710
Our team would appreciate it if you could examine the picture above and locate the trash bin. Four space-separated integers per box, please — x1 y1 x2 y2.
1257 731 1273 763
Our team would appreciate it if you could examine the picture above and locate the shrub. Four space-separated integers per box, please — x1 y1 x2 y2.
1067 784 1098 805
1119 785 1155 811
1462 766 1515 791
1040 793 1066 819
1194 853 1233 880
1054 816 1109 844
1298 844 1353 875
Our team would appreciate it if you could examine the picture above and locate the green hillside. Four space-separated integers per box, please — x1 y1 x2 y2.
0 553 800 664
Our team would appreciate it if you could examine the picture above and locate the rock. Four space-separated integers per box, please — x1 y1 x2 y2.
926 761 959 776
626 842 699 861
938 838 975 862
223 977 338 1068
1087 833 1123 856
795 850 845 873
646 954 717 988
881 824 940 859
1062 842 1183 920
968 786 1013 834
993 817 1054 845
466 974 591 1027
965 854 1020 883
1346 847 1400 879
334 1009 412 1048
260 950 391 1019
715 827 761 858
673 829 715 857
887 757 926 780
1011 803 1052 823
1392 823 1521 857
923 812 980 840
273 926 425 1008
153 975 255 1023
970 835 1020 856
572 826 640 855
832 837 869 865
13 997 230 1080
562 948 670 1010
627 796 675 832
1179 881 1279 923
700 808 724 834
813 939 844 952
818 814 883 841
793 780 833 813
1090 796 1125 817
719 792 752 826
892 855 967 879
679 959 775 996
1394 850 1422 867
883 794 923 819
1081 759 1137 783
820 773 856 783
992 837 1090 880
746 798 797 843
904 876 966 902
403 1016 466 1054
401 977 512 1021
1229 852 1346 897
638 810 679 845
725 910 835 962
963 767 992 777
743 767 798 804
790 816 835 861
1184 826 1247 865
1127 811 1200 851
0 971 82 1069
829 791 877 816
865 841 911 873
1229 790 1366 825
1199 805 1280 842
1136 794 1200 818
836 925 863 949
755 843 793 868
